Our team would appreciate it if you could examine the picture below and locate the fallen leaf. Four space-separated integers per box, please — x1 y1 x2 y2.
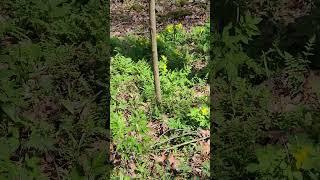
199 140 210 156
152 152 166 164
191 154 203 169
194 168 202 173
199 129 210 137
168 153 179 170
128 160 136 177
129 161 136 169
128 131 136 136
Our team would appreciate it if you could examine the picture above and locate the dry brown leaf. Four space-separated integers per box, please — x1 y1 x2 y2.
111 0 208 36
152 152 166 164
128 131 136 136
128 160 137 177
194 168 202 173
191 154 202 167
168 153 179 170
199 129 210 137
199 141 210 156
129 162 136 170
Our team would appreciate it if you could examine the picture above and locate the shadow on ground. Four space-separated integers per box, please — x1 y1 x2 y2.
110 36 187 71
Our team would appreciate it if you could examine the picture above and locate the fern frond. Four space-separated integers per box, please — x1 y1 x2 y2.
302 34 316 58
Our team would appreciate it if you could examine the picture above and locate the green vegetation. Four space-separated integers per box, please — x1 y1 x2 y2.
247 135 320 179
211 6 320 179
110 23 210 178
0 0 109 179
2 0 319 179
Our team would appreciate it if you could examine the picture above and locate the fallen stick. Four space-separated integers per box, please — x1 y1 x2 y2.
152 132 199 148
163 136 210 152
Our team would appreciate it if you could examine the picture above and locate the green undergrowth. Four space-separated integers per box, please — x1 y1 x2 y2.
0 0 109 179
111 23 210 178
211 13 320 179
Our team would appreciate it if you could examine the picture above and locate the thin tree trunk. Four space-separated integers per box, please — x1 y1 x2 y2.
149 0 161 103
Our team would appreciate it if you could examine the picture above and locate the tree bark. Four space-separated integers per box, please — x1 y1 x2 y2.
149 0 162 103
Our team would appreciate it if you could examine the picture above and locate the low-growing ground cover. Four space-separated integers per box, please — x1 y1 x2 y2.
110 23 210 179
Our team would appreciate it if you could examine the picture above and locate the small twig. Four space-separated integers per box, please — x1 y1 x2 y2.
152 132 199 148
163 136 210 152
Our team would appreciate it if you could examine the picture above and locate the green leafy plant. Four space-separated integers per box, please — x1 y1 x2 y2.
187 106 209 128
274 35 316 96
212 13 263 82
110 21 210 178
247 134 320 180
159 23 187 45
0 0 109 179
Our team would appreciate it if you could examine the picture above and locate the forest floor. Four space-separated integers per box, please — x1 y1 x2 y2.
2 0 319 179
110 0 210 178
111 0 209 36
111 1 320 179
